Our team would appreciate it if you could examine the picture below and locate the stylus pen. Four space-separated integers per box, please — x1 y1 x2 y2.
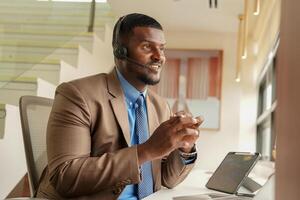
236 193 255 198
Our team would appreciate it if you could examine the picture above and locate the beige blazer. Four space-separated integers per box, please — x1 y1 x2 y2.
37 69 195 200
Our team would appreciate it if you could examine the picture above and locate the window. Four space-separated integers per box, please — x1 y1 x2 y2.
256 56 277 161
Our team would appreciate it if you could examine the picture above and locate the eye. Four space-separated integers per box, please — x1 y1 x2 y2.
142 43 151 51
159 46 165 52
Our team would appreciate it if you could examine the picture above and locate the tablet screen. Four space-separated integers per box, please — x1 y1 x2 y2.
206 152 260 194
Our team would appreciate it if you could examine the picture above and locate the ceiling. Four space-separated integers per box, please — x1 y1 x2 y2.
108 0 244 33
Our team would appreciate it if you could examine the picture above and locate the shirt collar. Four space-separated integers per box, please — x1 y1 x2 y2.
116 67 147 106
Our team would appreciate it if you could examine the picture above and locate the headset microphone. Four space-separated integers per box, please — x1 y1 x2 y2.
124 56 148 68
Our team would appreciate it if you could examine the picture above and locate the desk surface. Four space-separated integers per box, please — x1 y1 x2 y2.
145 169 215 200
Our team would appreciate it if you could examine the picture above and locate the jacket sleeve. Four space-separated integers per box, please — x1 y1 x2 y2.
47 83 140 197
161 150 195 188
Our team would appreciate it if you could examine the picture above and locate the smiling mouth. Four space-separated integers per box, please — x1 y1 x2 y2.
147 63 161 72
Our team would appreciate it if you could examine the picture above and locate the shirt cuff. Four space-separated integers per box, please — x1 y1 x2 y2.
178 145 197 165
182 155 197 165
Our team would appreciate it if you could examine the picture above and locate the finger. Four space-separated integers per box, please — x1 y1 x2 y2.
163 115 181 126
195 116 204 124
173 111 193 118
182 134 200 144
177 127 199 137
178 141 193 149
172 116 199 130
170 112 183 119
191 116 204 129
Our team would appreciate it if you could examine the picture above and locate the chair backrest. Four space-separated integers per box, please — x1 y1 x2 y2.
19 95 53 196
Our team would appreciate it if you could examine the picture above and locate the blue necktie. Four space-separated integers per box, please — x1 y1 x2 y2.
135 94 154 199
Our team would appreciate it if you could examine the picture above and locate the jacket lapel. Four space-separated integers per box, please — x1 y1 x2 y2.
107 68 131 146
146 94 159 136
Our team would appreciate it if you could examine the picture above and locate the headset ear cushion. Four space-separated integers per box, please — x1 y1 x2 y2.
114 45 128 59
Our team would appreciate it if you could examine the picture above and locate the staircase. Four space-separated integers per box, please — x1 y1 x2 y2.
0 0 115 103
0 0 116 197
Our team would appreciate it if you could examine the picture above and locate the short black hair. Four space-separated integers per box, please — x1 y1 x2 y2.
112 13 163 48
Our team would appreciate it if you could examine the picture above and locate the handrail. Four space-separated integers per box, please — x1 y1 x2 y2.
88 0 96 32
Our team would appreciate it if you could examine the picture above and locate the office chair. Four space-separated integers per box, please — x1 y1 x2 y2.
19 96 53 197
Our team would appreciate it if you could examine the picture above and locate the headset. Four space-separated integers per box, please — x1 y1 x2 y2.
113 15 128 59
113 15 147 68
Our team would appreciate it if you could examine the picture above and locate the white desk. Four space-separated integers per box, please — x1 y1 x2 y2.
144 167 271 200
145 169 216 200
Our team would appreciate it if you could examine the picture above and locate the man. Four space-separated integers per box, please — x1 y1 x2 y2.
37 13 202 200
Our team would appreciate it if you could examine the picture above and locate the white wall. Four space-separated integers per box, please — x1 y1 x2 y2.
238 58 257 152
37 78 56 99
0 104 27 199
60 24 115 83
166 30 243 171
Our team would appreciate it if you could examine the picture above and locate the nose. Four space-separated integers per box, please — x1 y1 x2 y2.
151 48 165 63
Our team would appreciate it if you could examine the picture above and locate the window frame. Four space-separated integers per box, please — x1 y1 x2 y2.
256 38 279 161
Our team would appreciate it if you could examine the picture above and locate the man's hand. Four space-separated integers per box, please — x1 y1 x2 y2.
137 113 203 165
173 111 203 153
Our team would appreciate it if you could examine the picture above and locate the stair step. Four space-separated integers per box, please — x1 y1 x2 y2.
0 55 60 65
0 44 78 67
0 27 97 37
0 17 112 27
0 9 114 18
0 39 80 49
2 23 105 33
0 76 38 91
0 1 111 11
0 76 56 106
0 62 61 85
0 46 78 56
0 33 92 43
0 78 37 105
0 76 37 94
0 76 37 83
0 53 75 65
0 72 59 86
0 65 60 85
0 62 60 70
0 50 76 71
0 37 92 54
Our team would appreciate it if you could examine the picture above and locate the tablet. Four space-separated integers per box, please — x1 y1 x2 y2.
206 152 260 194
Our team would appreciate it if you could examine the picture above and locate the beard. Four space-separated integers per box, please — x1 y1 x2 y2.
128 60 163 85
138 73 160 85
